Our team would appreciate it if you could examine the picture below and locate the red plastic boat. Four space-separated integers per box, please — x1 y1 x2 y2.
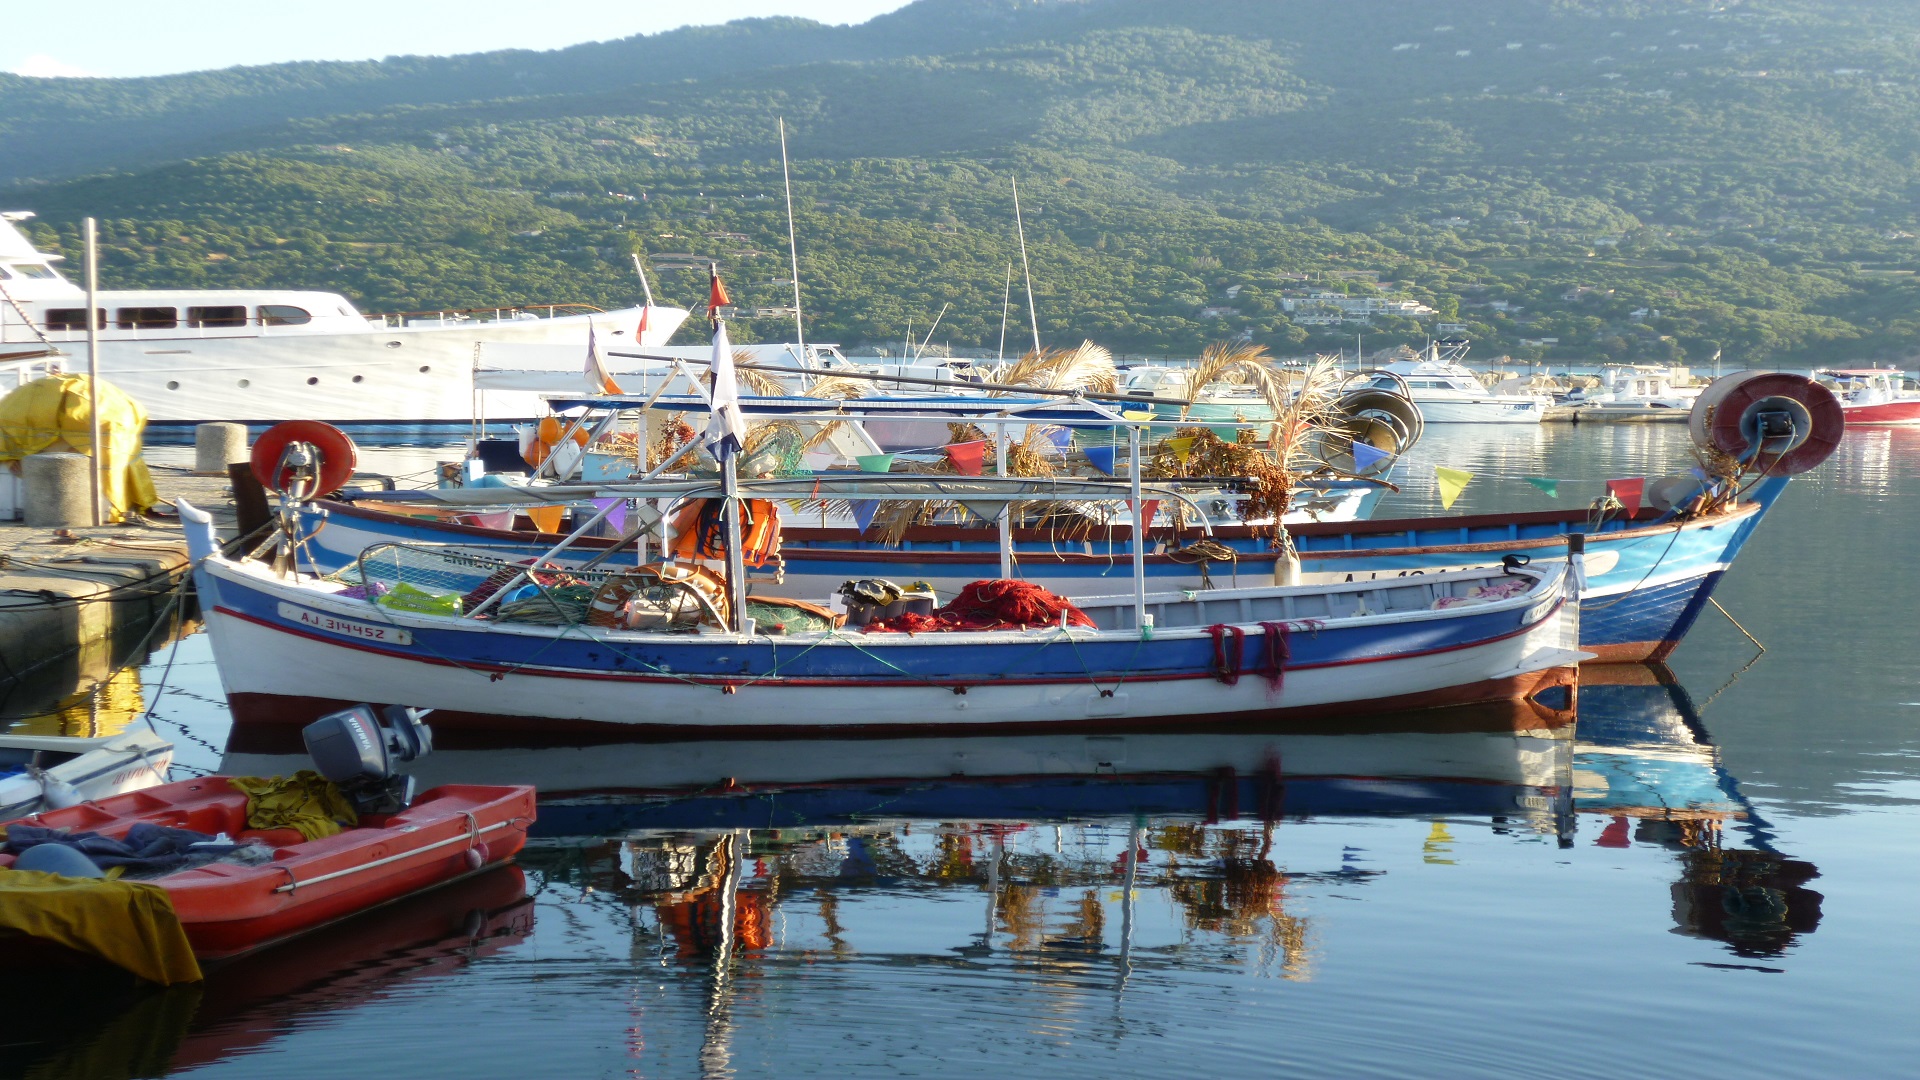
0 776 535 961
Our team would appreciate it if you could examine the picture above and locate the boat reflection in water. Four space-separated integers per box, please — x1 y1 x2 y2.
0 866 533 1079
1577 664 1822 959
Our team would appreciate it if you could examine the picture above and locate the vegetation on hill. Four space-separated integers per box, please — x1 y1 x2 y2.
8 0 1920 366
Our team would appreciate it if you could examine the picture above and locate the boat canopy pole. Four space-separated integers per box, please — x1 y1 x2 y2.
996 420 1012 580
605 349 1195 409
1129 424 1147 631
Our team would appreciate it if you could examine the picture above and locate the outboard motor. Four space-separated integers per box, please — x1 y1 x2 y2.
302 704 434 816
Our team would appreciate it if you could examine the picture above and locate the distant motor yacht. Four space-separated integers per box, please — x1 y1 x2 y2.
0 212 688 433
1366 339 1550 423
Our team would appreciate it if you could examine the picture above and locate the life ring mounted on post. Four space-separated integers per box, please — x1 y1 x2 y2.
251 421 359 500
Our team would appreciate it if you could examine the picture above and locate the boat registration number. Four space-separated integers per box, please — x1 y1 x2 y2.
278 603 414 645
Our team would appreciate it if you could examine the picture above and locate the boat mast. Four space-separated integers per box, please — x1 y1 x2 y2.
84 218 102 526
778 118 806 352
1012 178 1041 355
998 263 1013 362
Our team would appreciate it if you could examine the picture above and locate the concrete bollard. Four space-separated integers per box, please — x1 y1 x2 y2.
22 452 93 528
195 422 250 475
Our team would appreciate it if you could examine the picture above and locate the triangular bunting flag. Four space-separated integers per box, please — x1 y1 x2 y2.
1166 436 1195 467
1131 499 1160 530
849 500 880 534
1606 478 1646 515
945 440 988 476
1525 477 1560 499
526 505 565 534
1350 441 1392 474
801 451 838 473
1083 445 1118 476
590 497 628 536
856 453 895 473
1434 466 1473 510
957 499 1011 524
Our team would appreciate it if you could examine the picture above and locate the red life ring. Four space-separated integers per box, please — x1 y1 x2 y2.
1687 372 1843 476
250 420 358 497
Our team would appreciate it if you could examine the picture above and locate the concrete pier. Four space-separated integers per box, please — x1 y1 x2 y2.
0 465 235 682
194 423 250 475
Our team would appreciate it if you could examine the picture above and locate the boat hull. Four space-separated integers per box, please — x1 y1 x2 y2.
304 477 1785 665
1839 399 1920 425
196 555 1580 739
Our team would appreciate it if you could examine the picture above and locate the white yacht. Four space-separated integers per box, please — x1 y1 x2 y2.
1560 365 1702 410
0 212 689 434
1367 340 1550 424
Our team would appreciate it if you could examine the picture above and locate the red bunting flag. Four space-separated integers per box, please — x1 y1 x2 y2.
1606 478 1645 515
944 440 988 475
1132 499 1160 531
708 264 731 322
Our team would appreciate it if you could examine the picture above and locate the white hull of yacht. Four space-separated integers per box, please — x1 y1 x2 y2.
1410 396 1549 424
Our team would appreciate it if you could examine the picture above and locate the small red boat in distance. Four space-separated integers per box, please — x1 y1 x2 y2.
0 777 534 962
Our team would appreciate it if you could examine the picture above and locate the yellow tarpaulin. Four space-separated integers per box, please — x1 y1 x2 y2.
227 771 358 841
0 375 159 522
0 867 202 984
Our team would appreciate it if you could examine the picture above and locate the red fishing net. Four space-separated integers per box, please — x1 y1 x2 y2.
864 580 1097 634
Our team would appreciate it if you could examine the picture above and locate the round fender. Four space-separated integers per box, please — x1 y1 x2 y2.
251 420 359 497
1688 372 1843 476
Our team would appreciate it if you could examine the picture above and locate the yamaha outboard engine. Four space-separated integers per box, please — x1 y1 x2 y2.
302 704 434 815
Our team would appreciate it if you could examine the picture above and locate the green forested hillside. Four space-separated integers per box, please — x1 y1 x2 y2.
7 0 1920 364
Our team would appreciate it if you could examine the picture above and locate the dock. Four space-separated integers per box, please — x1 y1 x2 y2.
0 465 236 683
1543 404 1690 424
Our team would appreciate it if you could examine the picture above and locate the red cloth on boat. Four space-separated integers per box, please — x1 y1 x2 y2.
865 580 1096 633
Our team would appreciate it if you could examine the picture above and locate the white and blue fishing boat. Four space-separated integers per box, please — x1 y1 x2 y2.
181 313 1585 742
295 371 1841 664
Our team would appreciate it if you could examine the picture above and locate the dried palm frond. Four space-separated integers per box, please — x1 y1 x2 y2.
733 350 786 396
991 340 1116 396
803 376 869 400
1267 356 1347 476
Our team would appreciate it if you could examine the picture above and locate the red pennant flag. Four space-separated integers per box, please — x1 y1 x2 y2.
944 440 988 475
1606 478 1645 515
708 265 731 321
1132 499 1160 531
636 304 650 340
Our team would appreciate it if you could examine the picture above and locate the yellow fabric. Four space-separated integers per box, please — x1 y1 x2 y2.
0 867 202 984
1434 466 1474 510
226 771 358 841
0 375 158 521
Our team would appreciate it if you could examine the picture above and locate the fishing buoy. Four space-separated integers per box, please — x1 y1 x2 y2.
536 416 563 444
28 765 84 810
1687 371 1844 476
251 420 358 497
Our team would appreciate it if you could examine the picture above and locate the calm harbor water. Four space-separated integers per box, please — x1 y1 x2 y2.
6 422 1920 1078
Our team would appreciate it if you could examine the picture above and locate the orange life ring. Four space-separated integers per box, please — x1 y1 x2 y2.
251 421 358 497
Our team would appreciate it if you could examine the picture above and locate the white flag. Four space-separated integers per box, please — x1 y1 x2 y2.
703 319 747 461
583 322 623 394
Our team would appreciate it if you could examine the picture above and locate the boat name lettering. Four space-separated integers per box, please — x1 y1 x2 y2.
277 603 414 645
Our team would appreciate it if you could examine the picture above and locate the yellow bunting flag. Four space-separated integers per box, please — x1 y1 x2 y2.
1166 435 1195 467
1434 466 1474 510
526 505 565 534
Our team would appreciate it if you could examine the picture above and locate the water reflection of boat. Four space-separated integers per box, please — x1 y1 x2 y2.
223 700 1578 836
0 865 532 1078
1577 664 1822 958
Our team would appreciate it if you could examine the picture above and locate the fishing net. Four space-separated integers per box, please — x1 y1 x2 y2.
864 579 1094 634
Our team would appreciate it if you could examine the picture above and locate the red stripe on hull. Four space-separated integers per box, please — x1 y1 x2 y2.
1841 400 1920 425
224 665 1579 748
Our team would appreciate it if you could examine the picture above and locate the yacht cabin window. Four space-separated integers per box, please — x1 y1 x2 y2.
116 307 178 330
8 264 57 279
45 308 105 331
187 305 248 328
259 304 312 326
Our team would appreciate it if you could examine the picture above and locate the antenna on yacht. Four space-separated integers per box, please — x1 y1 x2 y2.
916 303 950 359
1011 178 1041 355
997 263 1012 362
778 118 805 352
83 217 102 526
630 255 655 308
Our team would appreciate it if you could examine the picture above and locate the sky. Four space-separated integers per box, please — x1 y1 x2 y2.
5 1 912 79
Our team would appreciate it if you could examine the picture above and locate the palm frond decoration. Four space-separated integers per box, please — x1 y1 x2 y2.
803 375 869 400
732 350 786 396
991 340 1116 396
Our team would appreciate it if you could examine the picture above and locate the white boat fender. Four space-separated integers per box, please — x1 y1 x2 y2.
26 766 84 810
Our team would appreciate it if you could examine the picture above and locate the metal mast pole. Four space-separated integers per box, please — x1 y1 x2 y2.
1012 178 1041 355
84 218 103 526
778 118 805 351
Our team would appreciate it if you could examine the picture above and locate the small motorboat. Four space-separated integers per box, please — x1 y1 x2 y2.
0 704 534 980
0 728 173 820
